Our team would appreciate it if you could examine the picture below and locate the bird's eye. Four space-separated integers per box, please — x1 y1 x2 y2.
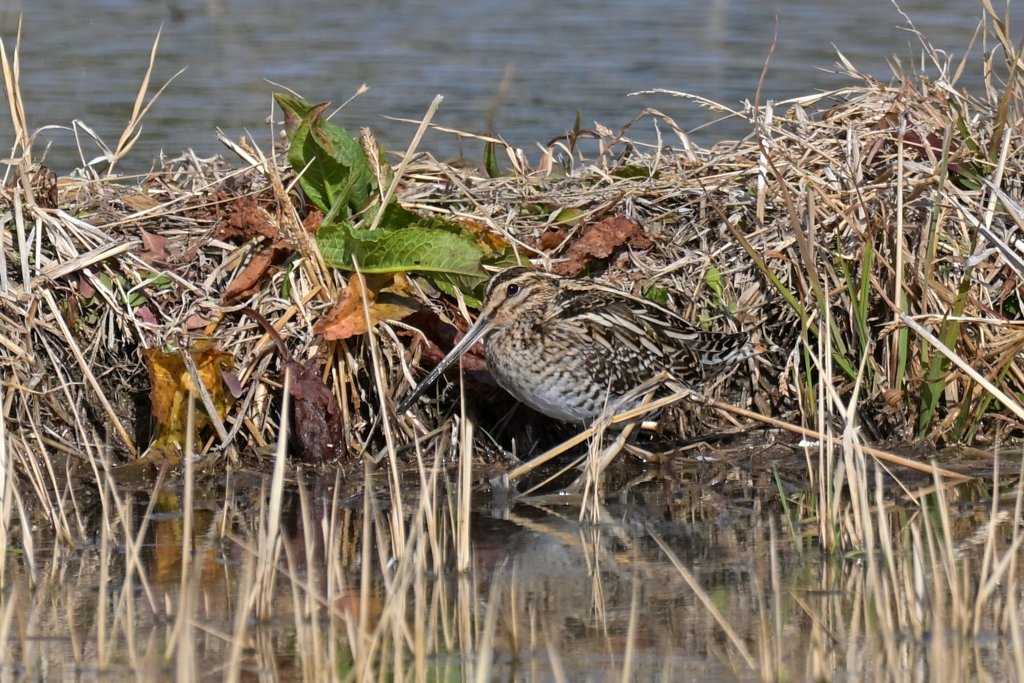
506 283 520 296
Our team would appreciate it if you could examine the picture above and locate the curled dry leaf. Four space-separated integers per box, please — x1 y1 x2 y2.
315 272 420 341
142 341 235 465
240 308 346 465
223 245 287 303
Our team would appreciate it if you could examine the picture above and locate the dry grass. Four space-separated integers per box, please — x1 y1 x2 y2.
3 4 1024 682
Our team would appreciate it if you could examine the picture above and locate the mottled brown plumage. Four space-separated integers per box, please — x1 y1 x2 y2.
398 267 758 422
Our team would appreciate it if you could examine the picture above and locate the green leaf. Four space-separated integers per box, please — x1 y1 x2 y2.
312 117 376 213
274 93 316 138
641 284 669 306
705 267 725 299
551 206 587 226
483 140 501 179
434 278 482 309
284 101 376 219
613 165 659 179
317 222 488 291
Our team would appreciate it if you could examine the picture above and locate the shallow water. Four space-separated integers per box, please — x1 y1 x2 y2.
2 0 1022 174
2 448 1020 682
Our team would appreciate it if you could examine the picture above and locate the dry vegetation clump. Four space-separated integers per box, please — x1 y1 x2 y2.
3 17 1024 501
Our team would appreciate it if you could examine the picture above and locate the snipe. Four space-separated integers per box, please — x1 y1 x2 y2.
397 266 758 423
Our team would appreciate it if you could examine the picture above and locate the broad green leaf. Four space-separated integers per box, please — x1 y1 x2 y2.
283 101 377 219
317 222 488 287
311 116 376 213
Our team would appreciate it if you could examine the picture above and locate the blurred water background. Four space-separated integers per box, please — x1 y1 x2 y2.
0 0 1020 174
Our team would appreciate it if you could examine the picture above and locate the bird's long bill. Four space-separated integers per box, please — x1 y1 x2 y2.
396 318 493 413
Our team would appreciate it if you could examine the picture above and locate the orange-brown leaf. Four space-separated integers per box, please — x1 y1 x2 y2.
315 273 418 340
554 216 653 276
142 342 234 457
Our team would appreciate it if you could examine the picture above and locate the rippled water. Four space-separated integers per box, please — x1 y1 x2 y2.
1 455 1016 682
0 0 1020 173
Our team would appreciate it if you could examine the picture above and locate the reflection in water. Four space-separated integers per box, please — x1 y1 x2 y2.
0 467 1016 681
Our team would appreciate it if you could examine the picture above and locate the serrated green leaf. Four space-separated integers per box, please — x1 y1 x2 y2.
318 222 488 286
312 118 376 213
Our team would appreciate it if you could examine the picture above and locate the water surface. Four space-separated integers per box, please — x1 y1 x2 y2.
0 0 1019 173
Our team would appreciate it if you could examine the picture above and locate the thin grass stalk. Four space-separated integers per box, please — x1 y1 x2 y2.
1007 442 1024 680
902 314 1024 425
769 519 784 682
543 620 569 683
356 460 374 680
893 113 907 400
365 95 442 232
473 567 504 683
257 367 291 620
107 29 187 174
174 545 200 683
413 533 427 683
457 573 475 678
648 527 758 674
457 379 473 573
620 558 640 683
0 381 10 588
353 263 405 555
931 463 965 635
12 190 30 292
0 589 15 667
907 519 927 640
224 552 256 683
181 391 195 613
973 444 1000 636
0 18 30 169
106 469 166 663
296 480 325 677
281 539 314 682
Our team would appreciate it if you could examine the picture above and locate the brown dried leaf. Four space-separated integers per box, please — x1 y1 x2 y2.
286 360 346 465
121 193 161 212
302 207 324 233
537 228 568 252
554 215 653 276
314 273 419 341
223 246 284 303
136 229 170 265
215 195 279 242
